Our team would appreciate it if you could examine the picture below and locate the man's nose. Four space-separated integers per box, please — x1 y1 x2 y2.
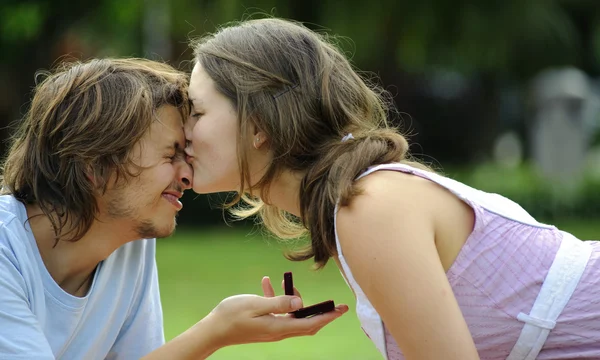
184 117 194 142
176 159 193 190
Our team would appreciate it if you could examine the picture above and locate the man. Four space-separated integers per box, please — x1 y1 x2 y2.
0 58 346 359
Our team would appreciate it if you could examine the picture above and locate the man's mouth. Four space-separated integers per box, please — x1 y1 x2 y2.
162 190 183 210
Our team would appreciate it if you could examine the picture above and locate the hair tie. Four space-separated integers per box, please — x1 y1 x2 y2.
341 133 354 142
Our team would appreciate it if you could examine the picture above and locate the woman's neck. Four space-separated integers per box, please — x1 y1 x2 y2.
267 170 304 217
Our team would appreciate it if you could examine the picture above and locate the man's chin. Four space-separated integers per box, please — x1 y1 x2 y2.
154 220 177 239
135 217 177 240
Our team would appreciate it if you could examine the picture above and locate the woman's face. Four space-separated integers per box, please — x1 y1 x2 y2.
184 62 270 194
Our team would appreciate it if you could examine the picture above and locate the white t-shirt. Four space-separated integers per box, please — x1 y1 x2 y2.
0 195 164 359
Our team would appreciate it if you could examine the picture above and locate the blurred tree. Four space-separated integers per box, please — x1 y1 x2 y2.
314 0 600 164
0 0 143 157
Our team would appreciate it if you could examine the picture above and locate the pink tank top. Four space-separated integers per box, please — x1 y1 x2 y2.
334 163 600 359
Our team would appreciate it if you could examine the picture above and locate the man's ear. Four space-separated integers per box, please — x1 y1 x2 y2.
86 166 107 189
85 166 96 186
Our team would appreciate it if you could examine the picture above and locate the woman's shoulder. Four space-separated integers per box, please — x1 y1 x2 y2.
347 166 456 216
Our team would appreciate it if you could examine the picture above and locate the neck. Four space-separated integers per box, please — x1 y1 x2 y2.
268 170 304 217
26 204 139 296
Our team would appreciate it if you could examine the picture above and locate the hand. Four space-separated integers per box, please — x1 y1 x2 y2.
204 278 348 349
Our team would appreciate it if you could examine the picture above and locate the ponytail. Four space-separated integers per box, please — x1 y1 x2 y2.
289 128 427 268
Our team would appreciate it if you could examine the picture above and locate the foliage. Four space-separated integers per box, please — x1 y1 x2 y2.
1 0 599 74
447 161 600 222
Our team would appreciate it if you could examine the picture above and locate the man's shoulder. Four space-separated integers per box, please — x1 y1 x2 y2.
0 197 36 288
0 195 22 227
0 196 29 252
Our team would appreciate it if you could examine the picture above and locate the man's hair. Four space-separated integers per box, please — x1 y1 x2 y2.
1 58 189 242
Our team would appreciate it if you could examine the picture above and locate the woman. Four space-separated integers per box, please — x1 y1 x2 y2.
184 17 600 359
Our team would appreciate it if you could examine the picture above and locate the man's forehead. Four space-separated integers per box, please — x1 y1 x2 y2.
152 124 184 144
145 118 185 150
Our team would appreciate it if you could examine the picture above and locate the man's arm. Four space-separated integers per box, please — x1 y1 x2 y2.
142 294 348 360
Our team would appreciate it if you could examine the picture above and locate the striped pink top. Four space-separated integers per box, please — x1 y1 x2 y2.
335 163 600 359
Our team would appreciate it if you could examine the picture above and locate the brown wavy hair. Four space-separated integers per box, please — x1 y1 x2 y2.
191 18 428 268
1 58 189 243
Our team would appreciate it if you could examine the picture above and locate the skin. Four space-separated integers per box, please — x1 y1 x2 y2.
185 59 480 359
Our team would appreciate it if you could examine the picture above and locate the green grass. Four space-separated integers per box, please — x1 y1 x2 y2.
156 227 381 359
547 219 600 240
157 222 599 359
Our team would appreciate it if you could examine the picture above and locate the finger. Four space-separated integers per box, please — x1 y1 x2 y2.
298 304 349 325
262 276 275 297
280 279 302 298
335 304 350 313
251 295 304 315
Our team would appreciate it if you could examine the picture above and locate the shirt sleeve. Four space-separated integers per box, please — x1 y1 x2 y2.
0 245 54 359
106 240 165 360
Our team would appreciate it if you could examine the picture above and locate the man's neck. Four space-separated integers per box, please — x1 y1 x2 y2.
26 204 135 296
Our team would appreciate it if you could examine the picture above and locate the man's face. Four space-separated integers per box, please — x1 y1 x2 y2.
99 105 192 239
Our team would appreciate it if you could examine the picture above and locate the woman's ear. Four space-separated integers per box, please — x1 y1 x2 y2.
253 132 268 149
250 122 269 150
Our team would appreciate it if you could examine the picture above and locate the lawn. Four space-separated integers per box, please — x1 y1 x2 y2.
156 221 599 359
157 226 380 359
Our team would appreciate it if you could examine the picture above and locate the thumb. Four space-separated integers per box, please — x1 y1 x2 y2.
252 295 303 315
